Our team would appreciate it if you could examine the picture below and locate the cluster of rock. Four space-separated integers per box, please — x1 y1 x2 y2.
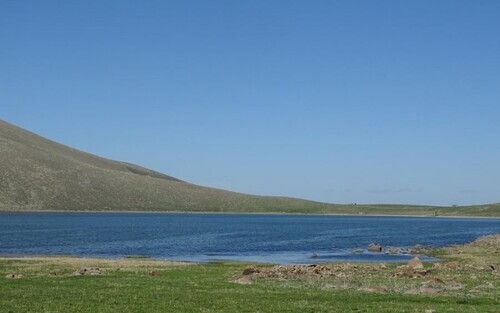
72 267 101 276
393 257 470 294
250 264 334 279
242 259 434 281
235 256 472 289
408 244 434 255
365 243 434 255
237 263 389 283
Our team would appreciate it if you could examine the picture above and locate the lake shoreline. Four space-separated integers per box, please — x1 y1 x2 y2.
1 209 499 219
2 234 499 312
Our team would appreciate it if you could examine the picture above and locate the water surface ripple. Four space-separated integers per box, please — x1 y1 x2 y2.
1 212 499 264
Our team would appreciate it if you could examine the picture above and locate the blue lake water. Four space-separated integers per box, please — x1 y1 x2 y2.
0 212 499 264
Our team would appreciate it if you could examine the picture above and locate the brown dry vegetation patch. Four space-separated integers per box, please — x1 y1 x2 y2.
0 256 190 278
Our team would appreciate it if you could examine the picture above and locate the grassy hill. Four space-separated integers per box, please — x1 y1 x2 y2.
0 119 499 216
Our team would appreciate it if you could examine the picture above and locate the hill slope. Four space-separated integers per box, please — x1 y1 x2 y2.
0 119 338 212
0 119 499 216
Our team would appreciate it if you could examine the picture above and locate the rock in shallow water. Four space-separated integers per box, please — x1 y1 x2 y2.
368 243 383 252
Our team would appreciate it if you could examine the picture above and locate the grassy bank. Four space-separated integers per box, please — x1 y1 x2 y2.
1 235 498 312
3 202 500 217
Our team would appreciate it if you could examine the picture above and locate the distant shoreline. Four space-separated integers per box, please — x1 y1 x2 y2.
1 209 499 219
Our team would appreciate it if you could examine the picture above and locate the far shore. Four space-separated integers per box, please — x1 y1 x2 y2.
1 208 499 219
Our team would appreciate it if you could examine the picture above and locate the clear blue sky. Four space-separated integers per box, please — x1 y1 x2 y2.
1 1 499 206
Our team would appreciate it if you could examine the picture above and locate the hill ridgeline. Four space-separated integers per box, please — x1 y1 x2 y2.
0 119 336 212
0 119 498 216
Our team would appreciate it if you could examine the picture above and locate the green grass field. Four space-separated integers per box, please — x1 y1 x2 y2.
1 235 498 312
1 262 497 313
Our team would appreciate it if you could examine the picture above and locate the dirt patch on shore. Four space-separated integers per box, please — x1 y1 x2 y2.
0 256 190 278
